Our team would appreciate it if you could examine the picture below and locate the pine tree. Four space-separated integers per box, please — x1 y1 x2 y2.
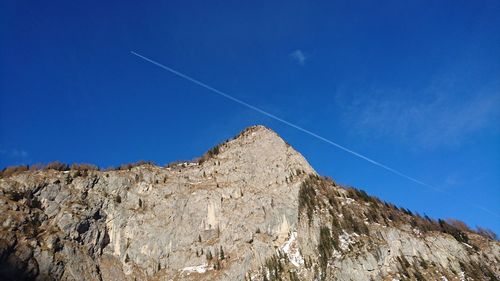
220 245 225 260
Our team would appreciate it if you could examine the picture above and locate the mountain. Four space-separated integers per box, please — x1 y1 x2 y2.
0 125 498 281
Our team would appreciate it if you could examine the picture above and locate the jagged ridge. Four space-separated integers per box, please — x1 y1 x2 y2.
0 125 498 281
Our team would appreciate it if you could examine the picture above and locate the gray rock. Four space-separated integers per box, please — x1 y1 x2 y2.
0 125 498 281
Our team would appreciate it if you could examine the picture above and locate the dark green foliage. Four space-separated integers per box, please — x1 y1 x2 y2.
208 145 220 157
322 176 336 186
206 250 213 261
331 214 340 230
396 256 410 277
342 210 369 235
263 254 284 281
220 245 225 260
26 193 42 209
438 219 469 244
289 270 300 281
333 181 490 244
353 189 371 202
318 226 336 278
298 175 320 223
5 189 42 211
21 210 43 239
5 189 24 201
304 256 313 269
419 258 428 269
344 186 384 206
313 264 319 280
365 206 379 223
327 196 338 210
400 255 410 268
213 259 221 270
198 143 223 164
460 260 499 281
414 270 425 281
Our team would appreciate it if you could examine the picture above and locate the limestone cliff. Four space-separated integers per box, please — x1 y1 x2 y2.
0 125 498 281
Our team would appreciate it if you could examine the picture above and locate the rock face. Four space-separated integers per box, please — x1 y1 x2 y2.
0 125 499 281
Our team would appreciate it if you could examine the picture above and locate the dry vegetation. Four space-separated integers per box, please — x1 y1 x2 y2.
115 160 156 171
2 160 497 245
0 165 29 178
197 141 226 164
0 160 157 178
197 126 270 164
296 174 499 280
298 175 498 243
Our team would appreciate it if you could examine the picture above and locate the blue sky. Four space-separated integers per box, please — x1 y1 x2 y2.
1 1 499 234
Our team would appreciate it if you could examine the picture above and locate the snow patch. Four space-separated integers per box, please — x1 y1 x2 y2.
281 231 304 267
441 276 448 281
341 197 355 206
458 271 466 281
339 231 357 251
462 242 473 249
180 264 209 275
413 228 422 236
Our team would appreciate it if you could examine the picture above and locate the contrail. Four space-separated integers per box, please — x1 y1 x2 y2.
130 51 432 188
130 51 500 218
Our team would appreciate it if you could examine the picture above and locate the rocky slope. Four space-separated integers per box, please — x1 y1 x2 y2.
0 125 498 281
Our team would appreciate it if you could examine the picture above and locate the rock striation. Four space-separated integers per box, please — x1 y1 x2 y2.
0 125 498 281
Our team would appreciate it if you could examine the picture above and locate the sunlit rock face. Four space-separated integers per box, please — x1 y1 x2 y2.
0 125 498 281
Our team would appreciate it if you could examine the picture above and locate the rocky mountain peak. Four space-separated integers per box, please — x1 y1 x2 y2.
195 125 316 190
0 126 499 281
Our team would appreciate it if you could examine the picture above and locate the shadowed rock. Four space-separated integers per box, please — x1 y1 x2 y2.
0 125 498 280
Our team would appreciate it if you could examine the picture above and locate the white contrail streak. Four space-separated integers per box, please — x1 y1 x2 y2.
130 51 432 188
130 51 500 218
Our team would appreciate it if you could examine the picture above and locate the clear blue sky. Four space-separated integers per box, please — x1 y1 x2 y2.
1 1 499 234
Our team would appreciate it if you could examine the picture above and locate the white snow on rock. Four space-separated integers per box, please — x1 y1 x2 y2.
413 228 422 236
281 231 304 267
339 231 357 251
462 242 473 249
180 264 209 275
341 197 355 206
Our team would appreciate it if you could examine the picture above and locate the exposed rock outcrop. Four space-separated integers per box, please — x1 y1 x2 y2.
0 125 498 280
